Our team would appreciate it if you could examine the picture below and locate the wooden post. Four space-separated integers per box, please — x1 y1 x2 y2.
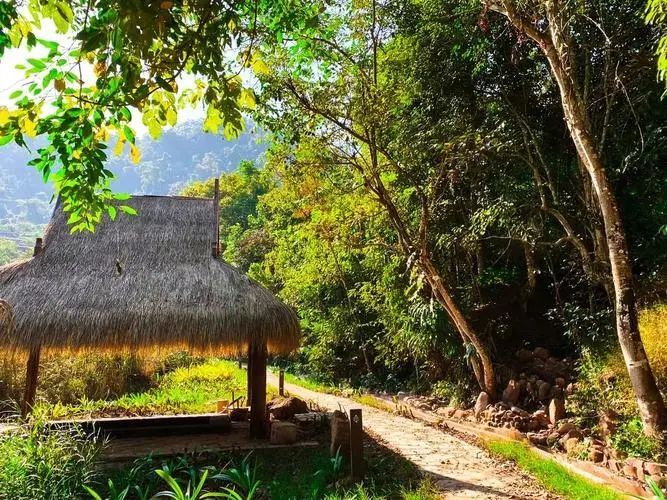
21 238 44 418
349 409 365 481
246 344 253 403
21 345 41 417
279 369 285 397
213 178 220 257
249 341 267 438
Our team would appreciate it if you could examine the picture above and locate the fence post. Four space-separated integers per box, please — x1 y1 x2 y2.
349 408 365 481
279 369 285 397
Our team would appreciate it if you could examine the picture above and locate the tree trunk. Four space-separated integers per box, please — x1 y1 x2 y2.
491 0 666 435
420 256 496 398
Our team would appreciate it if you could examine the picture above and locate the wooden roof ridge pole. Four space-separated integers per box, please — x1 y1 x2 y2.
22 238 44 417
213 178 220 257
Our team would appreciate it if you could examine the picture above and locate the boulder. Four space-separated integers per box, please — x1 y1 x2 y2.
645 462 667 476
270 421 298 445
532 409 550 427
474 392 490 419
548 398 565 425
267 396 310 421
527 432 547 446
556 422 576 436
330 410 350 456
533 347 550 360
502 380 521 405
589 449 605 463
537 381 552 401
546 432 560 447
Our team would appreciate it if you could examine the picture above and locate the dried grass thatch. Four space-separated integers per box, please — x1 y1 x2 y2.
0 196 300 355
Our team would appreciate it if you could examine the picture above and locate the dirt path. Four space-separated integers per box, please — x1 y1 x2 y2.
267 371 554 499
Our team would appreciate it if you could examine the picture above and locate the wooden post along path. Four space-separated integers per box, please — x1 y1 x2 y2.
349 408 365 481
279 369 285 396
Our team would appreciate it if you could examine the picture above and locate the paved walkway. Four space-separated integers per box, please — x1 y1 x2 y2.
267 371 554 499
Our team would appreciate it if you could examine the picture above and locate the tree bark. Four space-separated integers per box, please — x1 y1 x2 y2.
490 0 666 435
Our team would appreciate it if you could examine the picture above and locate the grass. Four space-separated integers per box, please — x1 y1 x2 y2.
31 359 278 420
279 369 344 395
0 421 102 500
277 369 395 413
483 439 624 500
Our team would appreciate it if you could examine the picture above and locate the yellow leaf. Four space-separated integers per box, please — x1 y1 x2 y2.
166 107 177 126
94 126 110 142
251 54 271 76
148 120 162 140
114 136 125 156
130 143 141 164
72 150 81 159
0 107 9 126
203 106 222 134
239 89 256 110
21 117 37 138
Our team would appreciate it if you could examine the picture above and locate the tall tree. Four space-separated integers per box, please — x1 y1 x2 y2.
259 0 497 394
485 0 666 435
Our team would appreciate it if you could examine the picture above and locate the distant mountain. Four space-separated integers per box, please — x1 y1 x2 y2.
0 120 266 260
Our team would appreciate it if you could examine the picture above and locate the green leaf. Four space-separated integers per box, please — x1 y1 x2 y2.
0 135 13 146
123 125 135 144
113 193 131 201
9 90 22 99
119 205 137 216
107 205 117 220
27 58 46 70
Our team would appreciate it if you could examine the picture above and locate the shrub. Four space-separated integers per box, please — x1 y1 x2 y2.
431 379 470 407
610 417 662 460
0 421 102 499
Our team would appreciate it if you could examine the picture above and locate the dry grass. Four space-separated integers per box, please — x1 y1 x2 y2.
639 304 667 390
0 196 300 355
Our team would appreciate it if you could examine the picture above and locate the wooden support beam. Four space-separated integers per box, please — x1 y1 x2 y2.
21 345 41 417
349 408 365 481
246 344 253 403
249 341 267 438
279 369 285 397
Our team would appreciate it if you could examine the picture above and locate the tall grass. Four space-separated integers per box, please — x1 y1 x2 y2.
33 359 249 420
0 421 102 499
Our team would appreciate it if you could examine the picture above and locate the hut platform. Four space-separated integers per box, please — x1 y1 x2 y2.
99 421 319 465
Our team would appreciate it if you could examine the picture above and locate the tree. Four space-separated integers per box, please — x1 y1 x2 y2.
0 0 323 231
256 0 498 395
485 0 666 435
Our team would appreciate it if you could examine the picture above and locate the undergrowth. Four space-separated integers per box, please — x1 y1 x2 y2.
30 359 264 420
0 421 103 499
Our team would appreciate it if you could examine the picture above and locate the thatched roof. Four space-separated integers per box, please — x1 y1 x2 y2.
0 196 300 354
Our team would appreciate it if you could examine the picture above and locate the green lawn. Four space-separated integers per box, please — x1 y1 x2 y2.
33 359 277 420
483 440 624 500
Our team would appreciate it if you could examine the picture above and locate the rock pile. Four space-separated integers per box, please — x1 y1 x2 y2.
501 347 575 411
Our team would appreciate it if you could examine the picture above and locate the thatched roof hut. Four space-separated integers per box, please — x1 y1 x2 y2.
0 195 300 355
0 191 299 434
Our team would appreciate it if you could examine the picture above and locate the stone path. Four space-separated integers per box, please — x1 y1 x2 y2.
267 371 555 499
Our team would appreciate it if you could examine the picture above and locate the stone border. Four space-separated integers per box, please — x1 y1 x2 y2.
373 394 649 498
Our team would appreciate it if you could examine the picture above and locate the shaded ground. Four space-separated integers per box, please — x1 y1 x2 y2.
268 370 556 499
